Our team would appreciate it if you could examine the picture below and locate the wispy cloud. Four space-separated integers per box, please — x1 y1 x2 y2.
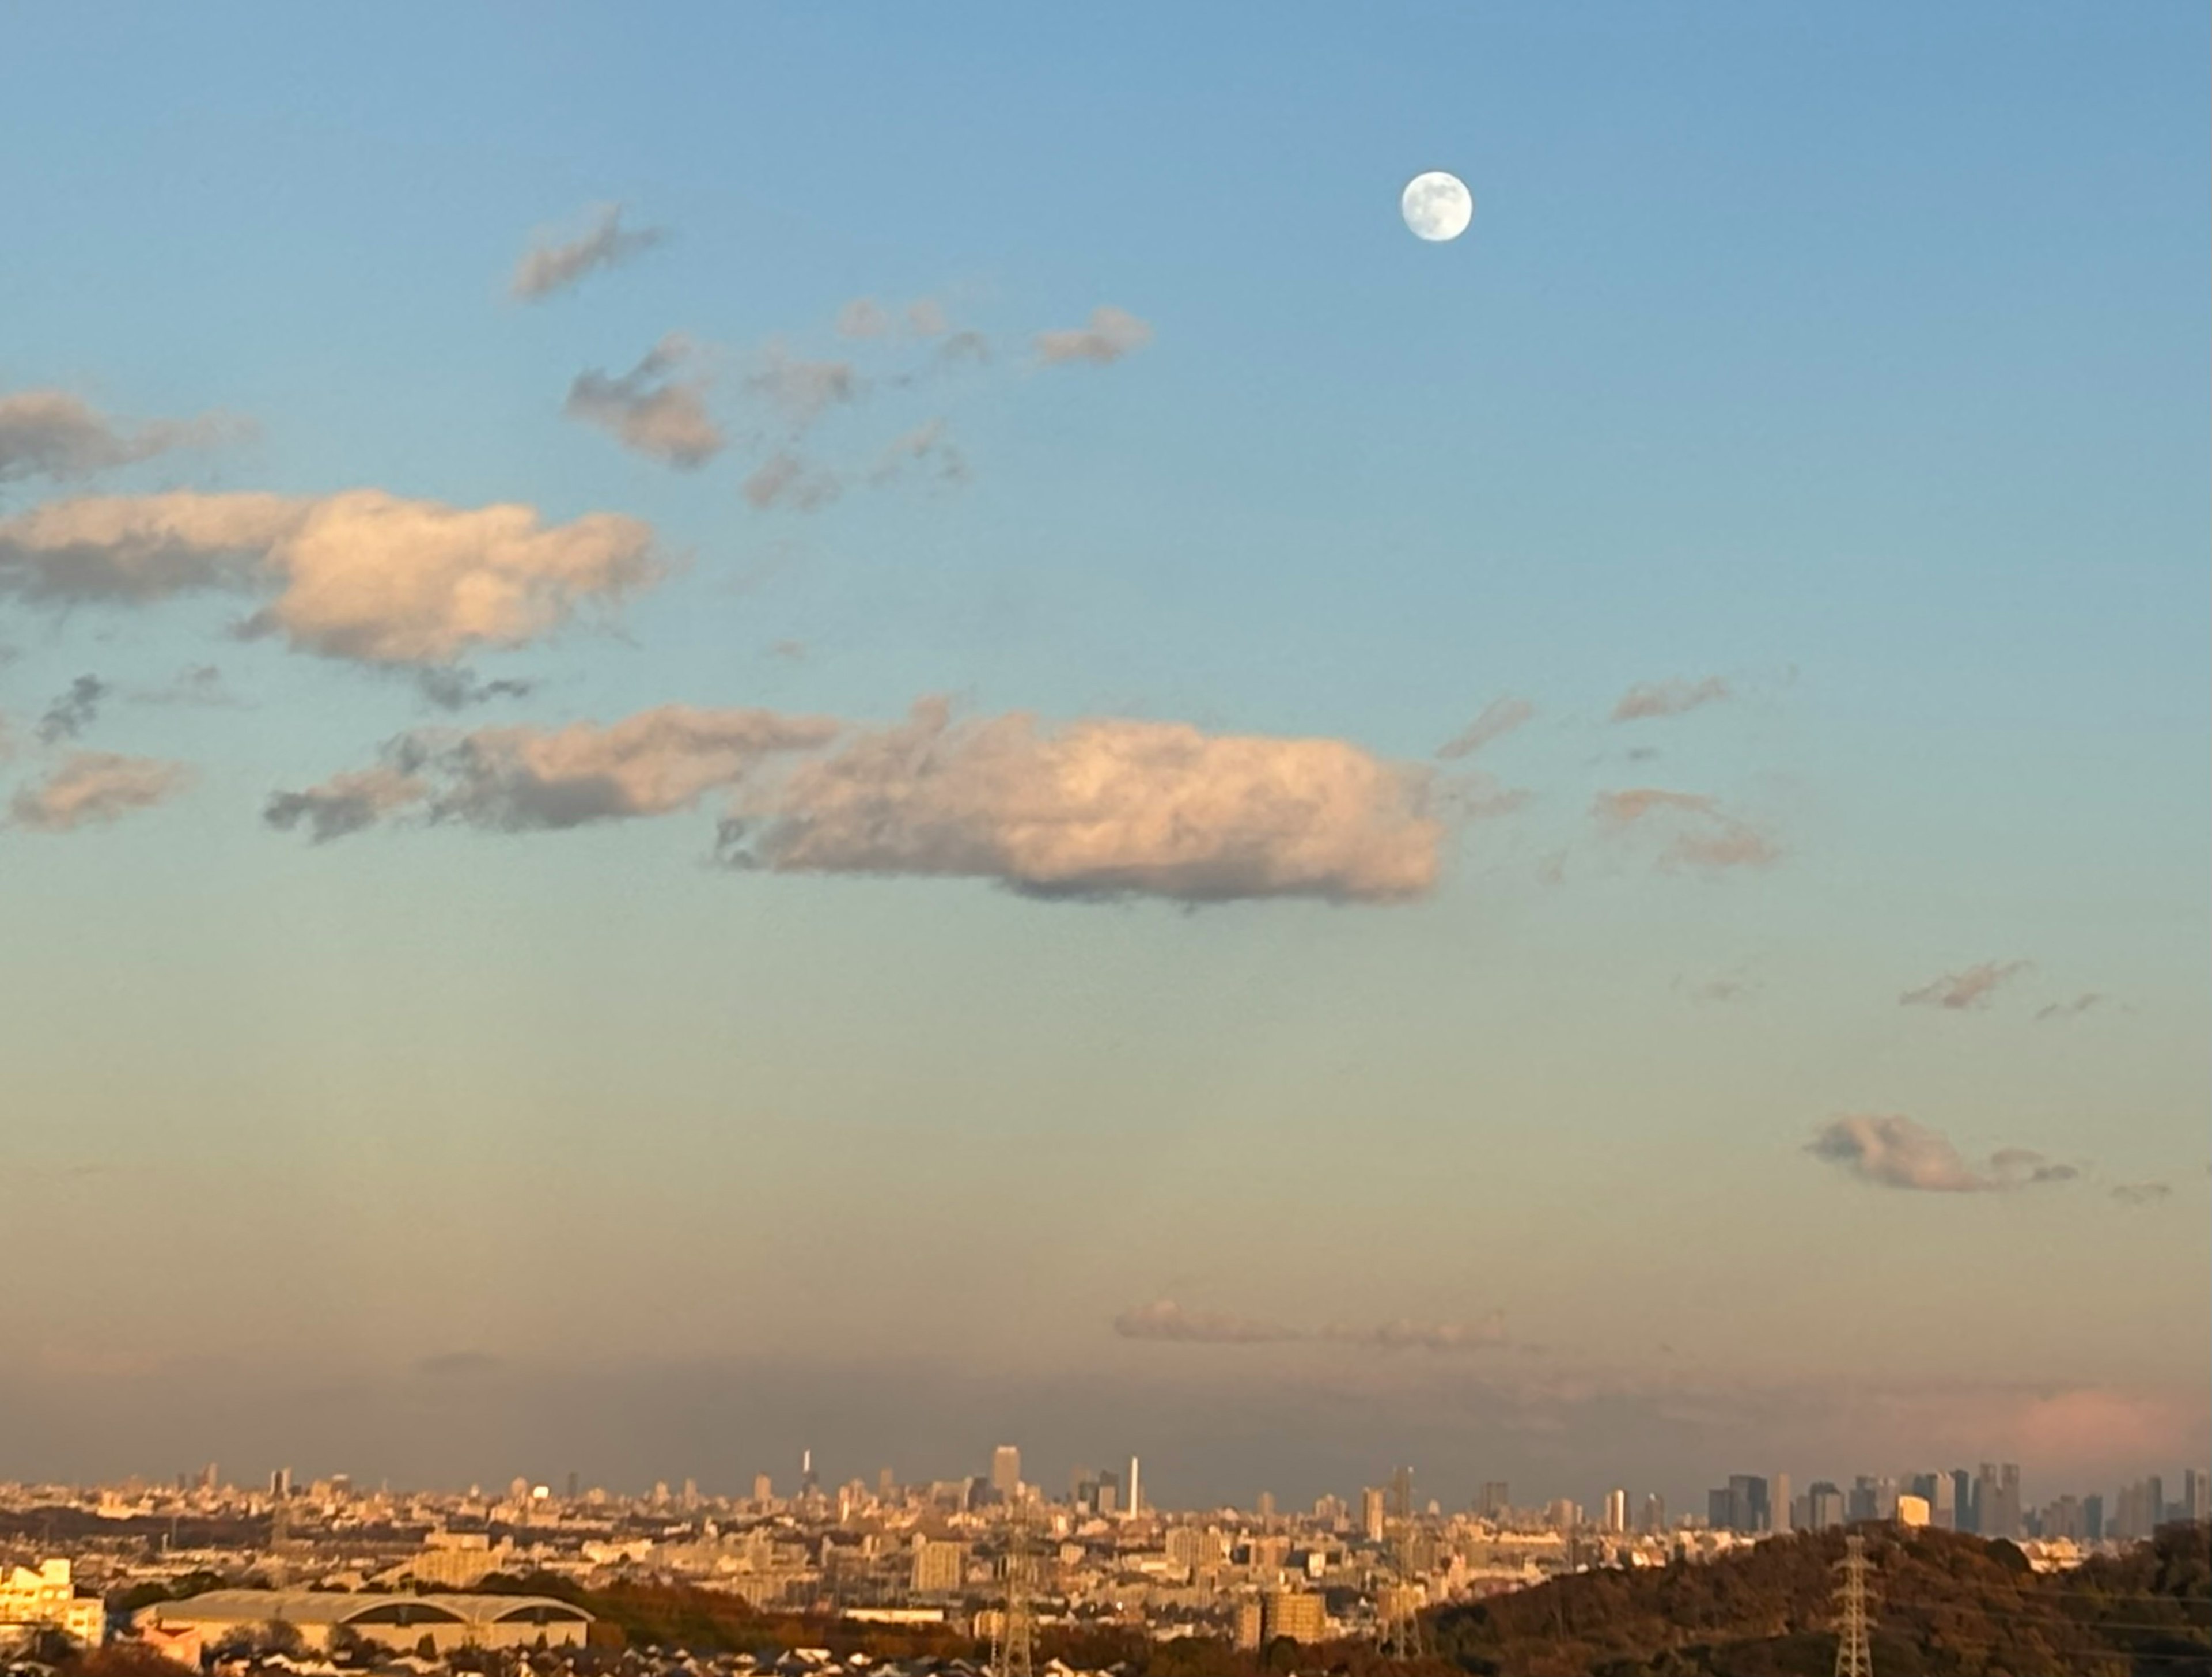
869 418 967 486
744 345 861 431
35 675 109 745
264 764 427 844
1435 696 1533 760
0 489 661 666
411 667 536 712
741 453 843 512
719 697 1442 904
1112 1300 1299 1345
1806 1114 2078 1194
1610 675 1730 723
1321 1315 1510 1354
2109 1182 2170 1209
2036 991 2102 1023
1901 960 2031 1011
8 751 194 832
1 388 243 483
509 203 664 302
1034 306 1153 367
1590 786 1779 872
564 334 724 468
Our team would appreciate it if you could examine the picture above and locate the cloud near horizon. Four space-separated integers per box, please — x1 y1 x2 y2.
1114 1301 1510 1354
719 698 1442 903
1111 1300 1300 1345
8 751 194 832
1806 1114 2080 1194
1901 960 2032 1010
1610 675 1730 722
1 388 242 483
564 335 724 468
0 489 661 665
1590 786 1779 872
509 203 664 302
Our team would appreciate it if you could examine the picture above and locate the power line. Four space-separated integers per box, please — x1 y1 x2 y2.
1833 1532 1874 1677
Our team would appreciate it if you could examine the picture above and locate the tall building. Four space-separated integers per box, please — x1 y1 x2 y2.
1361 1487 1387 1543
1772 1474 1791 1534
1 1561 106 1648
1128 1456 1142 1519
269 1467 291 1500
2084 1493 2104 1542
1997 1463 2022 1539
1601 1489 1628 1533
1710 1475 1769 1534
1953 1468 1979 1535
991 1445 1022 1500
910 1539 967 1596
1256 1490 1275 1523
1258 1588 1327 1645
2186 1468 2210 1525
752 1472 774 1506
1478 1481 1510 1520
1807 1482 1846 1531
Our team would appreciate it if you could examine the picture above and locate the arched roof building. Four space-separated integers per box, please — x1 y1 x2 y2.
133 1590 592 1653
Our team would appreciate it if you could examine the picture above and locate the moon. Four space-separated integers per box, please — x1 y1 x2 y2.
1401 171 1473 242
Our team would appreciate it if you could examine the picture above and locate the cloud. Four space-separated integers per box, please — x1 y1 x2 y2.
268 705 841 838
0 489 660 665
906 299 949 338
8 751 193 832
1805 1114 2079 1194
938 330 991 367
1590 786 1779 872
412 667 536 711
1322 1315 1510 1354
1900 960 2031 1010
719 698 1442 904
1611 676 1730 722
744 346 860 431
2109 1182 2171 1208
1435 696 1533 760
869 418 967 486
0 388 241 483
1111 1300 1300 1345
1034 306 1153 367
263 765 428 843
133 664 241 709
35 675 109 745
2036 991 2102 1023
563 335 724 468
742 453 843 512
509 203 664 302
1680 973 1756 1004
835 298 891 339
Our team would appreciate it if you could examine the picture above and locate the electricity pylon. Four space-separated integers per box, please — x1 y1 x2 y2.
1832 1532 1874 1677
1380 1466 1425 1660
992 1494 1035 1677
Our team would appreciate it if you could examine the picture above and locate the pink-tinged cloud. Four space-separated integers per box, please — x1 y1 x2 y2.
1590 786 1780 872
8 751 193 832
1435 696 1533 760
0 489 661 665
1034 306 1153 367
1806 1114 2078 1194
722 698 1442 904
1112 1300 1298 1345
564 335 724 469
1610 675 1730 722
0 388 242 483
1322 1315 1510 1354
1900 959 2032 1010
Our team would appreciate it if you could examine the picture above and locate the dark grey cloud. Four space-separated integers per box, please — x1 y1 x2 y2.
36 674 109 745
1806 1114 2079 1194
2109 1182 2171 1208
509 203 665 302
0 388 239 483
413 666 537 712
1435 696 1533 760
2036 992 2103 1023
564 335 725 468
264 764 427 843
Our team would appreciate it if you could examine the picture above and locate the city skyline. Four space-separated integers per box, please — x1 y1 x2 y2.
3 3 2206 1503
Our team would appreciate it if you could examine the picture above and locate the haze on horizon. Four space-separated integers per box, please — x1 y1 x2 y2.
1 3 2205 1512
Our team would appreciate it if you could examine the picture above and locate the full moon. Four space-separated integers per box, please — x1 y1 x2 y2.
1401 171 1473 242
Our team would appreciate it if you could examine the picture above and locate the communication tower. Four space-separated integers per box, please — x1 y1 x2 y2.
1380 1465 1424 1660
992 1494 1036 1677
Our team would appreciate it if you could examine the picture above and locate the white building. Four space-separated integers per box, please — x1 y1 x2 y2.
1 1559 106 1649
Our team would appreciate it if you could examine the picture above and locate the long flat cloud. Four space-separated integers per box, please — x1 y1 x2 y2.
8 751 193 832
1034 306 1153 367
266 705 839 837
0 489 660 665
0 388 237 483
1805 1114 2078 1194
1590 786 1779 872
1900 960 2031 1010
272 697 1441 906
563 335 724 468
721 698 1442 903
1112 1300 1299 1345
509 203 664 302
1115 1301 1512 1354
1611 675 1730 722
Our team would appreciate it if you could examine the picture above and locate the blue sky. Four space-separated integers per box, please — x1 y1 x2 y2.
1 3 2205 1508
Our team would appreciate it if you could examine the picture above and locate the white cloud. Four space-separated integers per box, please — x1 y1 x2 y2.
721 698 1442 903
1611 675 1730 722
563 335 724 468
509 203 664 302
1034 305 1153 367
8 751 193 832
0 489 661 665
1806 1114 2079 1194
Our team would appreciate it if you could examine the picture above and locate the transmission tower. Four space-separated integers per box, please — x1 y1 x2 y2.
1832 1532 1874 1677
992 1494 1035 1677
1380 1466 1425 1660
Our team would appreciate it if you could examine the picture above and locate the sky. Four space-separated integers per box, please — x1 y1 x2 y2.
1 3 2206 1514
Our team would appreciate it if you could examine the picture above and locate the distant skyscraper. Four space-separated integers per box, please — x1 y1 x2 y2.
753 1472 774 1505
269 1467 291 1500
2084 1493 2104 1542
1256 1490 1275 1522
1997 1463 2022 1539
1602 1489 1627 1533
1478 1481 1510 1520
2186 1468 2210 1525
878 1466 896 1501
1953 1468 1979 1535
1361 1487 1387 1542
1127 1456 1141 1518
1808 1482 1846 1531
801 1448 818 1497
1771 1474 1791 1534
1640 1492 1667 1534
991 1445 1022 1499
